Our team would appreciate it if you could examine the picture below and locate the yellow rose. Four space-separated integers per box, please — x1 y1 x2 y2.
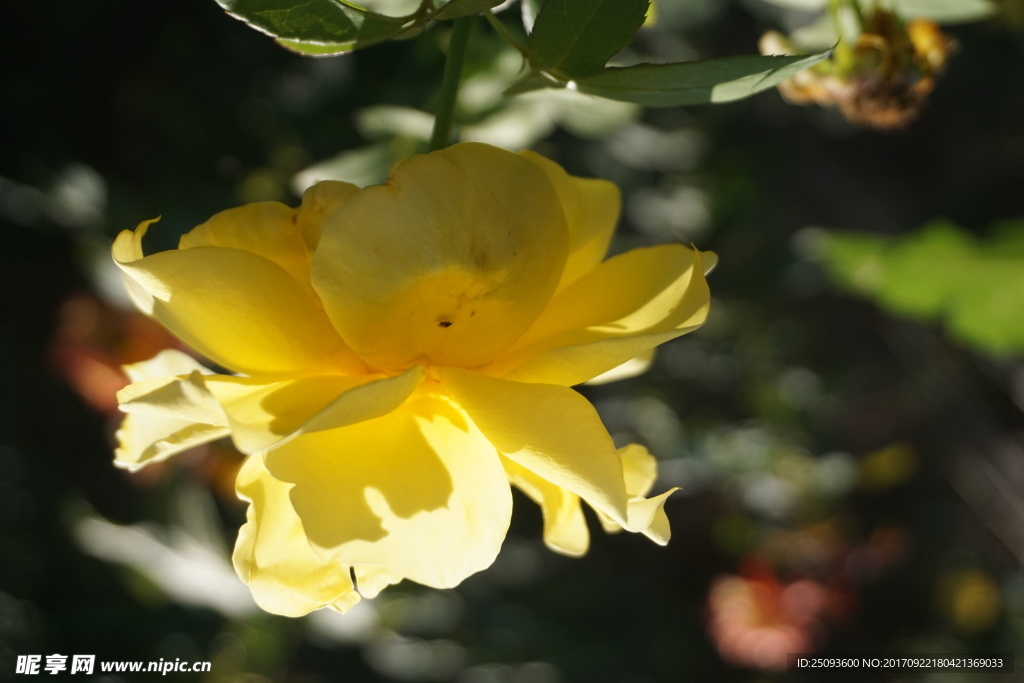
112 142 714 616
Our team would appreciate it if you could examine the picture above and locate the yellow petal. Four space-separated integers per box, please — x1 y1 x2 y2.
115 350 230 471
115 413 228 473
233 454 361 617
439 368 629 528
297 180 361 252
595 488 676 545
122 347 204 383
178 202 316 298
619 443 658 498
502 331 687 388
113 220 362 375
352 566 404 599
502 456 589 557
584 350 655 386
264 385 512 589
204 365 425 453
310 142 569 372
595 444 675 545
491 246 712 385
114 218 161 315
630 490 675 544
519 150 619 292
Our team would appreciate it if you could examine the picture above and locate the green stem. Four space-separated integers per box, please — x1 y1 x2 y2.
429 15 474 152
484 10 528 57
829 0 855 76
845 0 866 28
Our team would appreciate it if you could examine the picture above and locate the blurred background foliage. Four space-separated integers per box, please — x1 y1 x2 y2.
3 0 1024 681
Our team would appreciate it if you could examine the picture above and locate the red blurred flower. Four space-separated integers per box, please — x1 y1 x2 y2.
707 559 841 671
50 292 182 415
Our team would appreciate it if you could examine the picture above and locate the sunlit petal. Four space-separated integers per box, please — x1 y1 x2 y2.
595 444 675 545
296 180 362 252
122 348 204 383
264 385 512 589
115 350 230 471
114 221 362 375
311 143 569 371
205 365 425 453
440 368 630 527
519 150 619 292
490 246 711 385
584 350 655 386
352 566 404 599
502 456 589 557
178 202 313 296
625 489 675 545
620 442 659 498
233 454 361 617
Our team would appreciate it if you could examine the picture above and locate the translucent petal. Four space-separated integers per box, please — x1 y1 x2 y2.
439 368 630 527
502 456 589 557
594 444 675 545
113 221 362 375
490 246 712 385
311 143 569 372
123 348 206 383
584 350 655 386
205 366 424 453
624 490 675 545
519 150 619 292
264 386 512 589
115 350 230 471
233 454 361 617
297 180 361 252
352 566 404 599
620 443 658 498
115 411 229 473
178 202 315 297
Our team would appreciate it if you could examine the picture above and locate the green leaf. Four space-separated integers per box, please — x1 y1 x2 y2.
213 0 409 49
276 38 358 56
572 51 829 107
503 71 563 96
521 0 543 33
813 221 1024 355
529 0 650 78
434 0 504 20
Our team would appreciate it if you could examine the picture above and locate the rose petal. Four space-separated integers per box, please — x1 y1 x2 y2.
205 365 424 453
311 143 569 372
113 221 362 375
264 385 512 589
490 246 712 385
519 150 619 292
115 350 230 471
233 454 361 616
440 368 629 527
502 456 589 557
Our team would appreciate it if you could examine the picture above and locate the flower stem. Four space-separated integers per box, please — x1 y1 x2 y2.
429 15 474 152
845 0 866 28
829 0 855 76
484 10 528 57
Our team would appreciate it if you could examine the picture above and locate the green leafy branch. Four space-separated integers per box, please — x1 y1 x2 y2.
213 0 830 109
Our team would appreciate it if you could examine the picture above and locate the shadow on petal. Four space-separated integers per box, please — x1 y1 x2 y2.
262 386 511 589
